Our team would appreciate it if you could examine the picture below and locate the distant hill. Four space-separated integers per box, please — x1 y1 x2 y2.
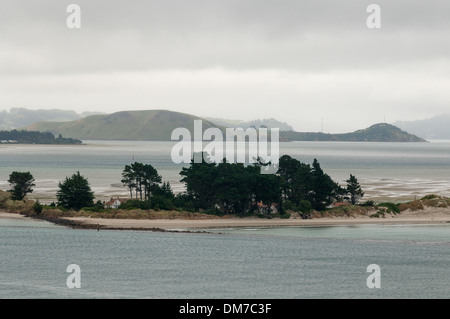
0 107 103 130
205 117 294 131
25 110 225 141
282 123 427 142
26 110 426 143
394 114 450 140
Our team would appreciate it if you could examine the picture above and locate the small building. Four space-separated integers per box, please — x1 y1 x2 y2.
256 201 278 215
104 197 128 209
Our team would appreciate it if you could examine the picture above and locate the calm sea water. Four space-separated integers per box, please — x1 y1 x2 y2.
0 218 449 299
1 140 450 202
1 140 450 299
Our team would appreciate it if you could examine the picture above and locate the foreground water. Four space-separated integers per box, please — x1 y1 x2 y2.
1 218 449 299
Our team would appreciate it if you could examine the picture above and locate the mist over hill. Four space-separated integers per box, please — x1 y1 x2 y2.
205 117 294 131
394 114 450 140
0 107 103 130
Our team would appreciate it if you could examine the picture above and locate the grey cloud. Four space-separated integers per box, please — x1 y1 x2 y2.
1 1 450 74
1 0 450 131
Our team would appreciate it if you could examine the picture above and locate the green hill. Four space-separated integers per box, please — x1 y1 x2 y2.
26 111 426 143
25 110 224 141
282 123 427 142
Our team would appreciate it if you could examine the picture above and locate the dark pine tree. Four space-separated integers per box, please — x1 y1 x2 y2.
57 171 94 210
8 171 35 200
346 174 365 205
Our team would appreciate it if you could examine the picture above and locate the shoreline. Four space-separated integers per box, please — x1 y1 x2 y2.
2 207 449 231
64 213 450 231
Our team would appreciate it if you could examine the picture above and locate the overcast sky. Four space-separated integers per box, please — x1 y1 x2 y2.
1 0 450 132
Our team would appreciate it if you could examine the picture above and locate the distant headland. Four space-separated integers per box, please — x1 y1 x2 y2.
281 123 427 142
0 130 81 145
24 109 427 142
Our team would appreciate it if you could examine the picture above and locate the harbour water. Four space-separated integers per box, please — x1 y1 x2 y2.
1 140 450 203
0 217 449 299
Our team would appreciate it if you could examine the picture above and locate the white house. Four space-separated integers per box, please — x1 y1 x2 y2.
105 198 128 209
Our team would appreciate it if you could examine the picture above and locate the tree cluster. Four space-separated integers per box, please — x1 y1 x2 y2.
180 153 281 215
121 162 163 201
178 153 365 216
278 155 344 211
5 154 364 215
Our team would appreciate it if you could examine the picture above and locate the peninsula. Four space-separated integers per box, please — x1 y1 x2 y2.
281 123 427 142
0 130 82 144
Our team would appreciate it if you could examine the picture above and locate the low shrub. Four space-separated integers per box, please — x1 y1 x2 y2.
150 195 175 211
119 200 151 210
0 190 11 208
360 200 375 207
408 200 424 211
33 200 43 215
421 194 438 200
377 202 400 214
283 200 296 211
297 200 312 214
3 199 34 215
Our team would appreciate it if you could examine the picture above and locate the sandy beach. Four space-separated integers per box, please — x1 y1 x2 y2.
51 206 450 230
1 207 450 231
0 212 29 220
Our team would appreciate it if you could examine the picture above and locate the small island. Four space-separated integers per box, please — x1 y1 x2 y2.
0 130 82 144
2 155 450 232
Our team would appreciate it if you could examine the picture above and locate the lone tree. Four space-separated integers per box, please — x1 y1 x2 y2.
346 174 364 205
309 159 340 210
142 163 162 201
121 162 162 201
8 171 35 200
121 164 136 199
57 171 94 210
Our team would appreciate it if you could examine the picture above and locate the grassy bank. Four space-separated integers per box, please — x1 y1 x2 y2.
0 190 222 220
1 190 448 221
